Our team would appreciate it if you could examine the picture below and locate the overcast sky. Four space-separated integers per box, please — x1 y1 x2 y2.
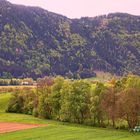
8 0 140 18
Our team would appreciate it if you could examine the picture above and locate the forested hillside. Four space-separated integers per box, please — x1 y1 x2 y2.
0 0 140 78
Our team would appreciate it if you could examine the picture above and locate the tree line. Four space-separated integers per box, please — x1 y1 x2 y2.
0 78 34 86
6 75 140 129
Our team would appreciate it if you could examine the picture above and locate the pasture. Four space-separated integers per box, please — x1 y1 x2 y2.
0 89 139 140
0 86 36 93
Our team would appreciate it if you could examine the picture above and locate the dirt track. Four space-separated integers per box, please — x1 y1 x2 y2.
0 122 42 133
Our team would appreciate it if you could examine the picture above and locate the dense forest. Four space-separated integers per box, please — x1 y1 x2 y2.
7 75 140 129
0 0 140 78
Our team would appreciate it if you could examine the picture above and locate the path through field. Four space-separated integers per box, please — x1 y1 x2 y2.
0 122 42 133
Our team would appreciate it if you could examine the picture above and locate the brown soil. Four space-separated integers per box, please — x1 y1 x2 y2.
0 122 43 134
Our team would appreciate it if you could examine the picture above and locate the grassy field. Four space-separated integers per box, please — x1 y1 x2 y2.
0 85 36 93
0 86 36 89
0 92 140 140
1 124 140 140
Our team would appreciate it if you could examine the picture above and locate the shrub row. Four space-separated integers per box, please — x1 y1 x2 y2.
6 75 140 129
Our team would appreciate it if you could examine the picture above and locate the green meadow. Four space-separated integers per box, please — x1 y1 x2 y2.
0 92 140 140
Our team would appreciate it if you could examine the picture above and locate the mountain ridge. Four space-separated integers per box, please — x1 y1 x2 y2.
0 0 140 78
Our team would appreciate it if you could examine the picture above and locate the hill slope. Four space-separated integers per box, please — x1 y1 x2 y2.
0 0 140 78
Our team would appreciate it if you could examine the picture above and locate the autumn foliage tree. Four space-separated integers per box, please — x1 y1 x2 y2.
117 88 140 129
100 87 118 128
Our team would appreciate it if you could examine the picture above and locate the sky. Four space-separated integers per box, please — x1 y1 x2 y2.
8 0 140 18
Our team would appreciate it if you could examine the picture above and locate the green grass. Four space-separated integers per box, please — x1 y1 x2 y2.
0 93 140 140
0 112 49 124
0 124 140 140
